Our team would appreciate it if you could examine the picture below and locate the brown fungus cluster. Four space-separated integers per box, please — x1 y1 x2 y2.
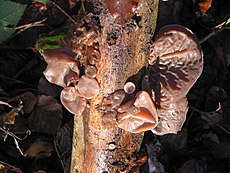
41 47 100 115
98 82 158 133
98 25 203 135
103 0 140 25
71 13 101 66
41 14 102 115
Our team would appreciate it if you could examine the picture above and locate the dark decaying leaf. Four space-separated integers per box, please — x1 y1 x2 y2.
222 100 230 130
200 111 223 128
149 25 203 135
55 122 72 172
176 159 206 173
146 142 165 173
158 129 187 151
38 75 62 97
55 122 72 155
205 86 228 111
202 138 230 159
28 95 63 135
0 141 21 158
25 137 54 159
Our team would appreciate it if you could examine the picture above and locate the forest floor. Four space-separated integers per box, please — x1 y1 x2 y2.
0 0 230 173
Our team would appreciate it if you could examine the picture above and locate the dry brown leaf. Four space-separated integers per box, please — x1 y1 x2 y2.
25 138 54 159
198 0 212 14
28 95 63 135
3 100 23 125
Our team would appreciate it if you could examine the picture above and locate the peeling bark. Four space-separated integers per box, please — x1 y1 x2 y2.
71 0 159 172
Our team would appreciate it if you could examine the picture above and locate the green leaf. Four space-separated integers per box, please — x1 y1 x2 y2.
0 0 27 44
36 27 69 52
36 0 49 5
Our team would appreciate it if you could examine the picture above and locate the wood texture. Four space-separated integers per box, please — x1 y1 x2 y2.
71 0 159 172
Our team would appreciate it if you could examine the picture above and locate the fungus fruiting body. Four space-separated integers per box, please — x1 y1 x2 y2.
99 25 203 135
41 24 203 136
77 75 100 99
42 48 79 88
117 91 158 133
41 47 100 115
149 25 203 135
103 0 139 25
124 82 136 94
40 14 102 115
60 87 87 115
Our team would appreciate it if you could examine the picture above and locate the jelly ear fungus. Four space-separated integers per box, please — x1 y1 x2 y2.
149 25 203 135
110 25 203 135
103 0 139 25
117 91 158 133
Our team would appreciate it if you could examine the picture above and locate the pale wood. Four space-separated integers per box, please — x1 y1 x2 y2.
71 0 159 172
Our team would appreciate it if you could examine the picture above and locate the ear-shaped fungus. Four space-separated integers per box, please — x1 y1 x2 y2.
77 75 100 99
149 25 203 135
103 0 139 25
42 48 79 87
117 91 158 133
61 87 87 115
41 48 100 115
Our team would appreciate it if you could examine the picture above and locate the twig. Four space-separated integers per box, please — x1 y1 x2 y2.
0 127 31 157
0 19 50 48
15 18 47 31
0 160 23 173
189 105 230 136
0 100 12 108
50 1 76 24
199 17 230 44
54 140 66 173
10 18 48 42
199 26 230 44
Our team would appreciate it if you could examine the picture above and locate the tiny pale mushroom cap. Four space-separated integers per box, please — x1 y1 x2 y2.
42 48 79 87
60 86 87 115
77 75 100 99
124 82 136 94
117 91 158 133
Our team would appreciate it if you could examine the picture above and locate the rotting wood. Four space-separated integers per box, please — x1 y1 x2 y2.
71 0 159 172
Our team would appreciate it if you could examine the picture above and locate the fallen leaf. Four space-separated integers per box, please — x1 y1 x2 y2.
2 100 23 125
25 138 54 159
198 0 212 14
28 95 63 135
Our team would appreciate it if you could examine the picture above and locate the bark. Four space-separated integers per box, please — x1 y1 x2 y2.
71 0 159 172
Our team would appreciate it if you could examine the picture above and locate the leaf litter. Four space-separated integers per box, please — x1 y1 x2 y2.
0 0 230 172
